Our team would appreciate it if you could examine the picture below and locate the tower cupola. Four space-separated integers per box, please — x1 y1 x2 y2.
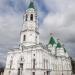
56 39 62 48
48 33 56 47
56 39 65 56
48 33 56 55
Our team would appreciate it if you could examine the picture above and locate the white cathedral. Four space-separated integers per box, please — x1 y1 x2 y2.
4 1 72 75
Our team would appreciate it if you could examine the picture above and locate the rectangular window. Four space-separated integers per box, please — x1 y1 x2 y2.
43 59 45 69
47 71 50 75
44 72 45 75
18 63 23 75
20 63 23 69
23 35 26 41
18 68 20 75
33 59 36 69
32 72 35 75
46 60 48 69
43 59 48 69
10 60 13 69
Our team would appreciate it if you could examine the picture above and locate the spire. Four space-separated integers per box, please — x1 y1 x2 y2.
48 33 56 46
28 1 35 9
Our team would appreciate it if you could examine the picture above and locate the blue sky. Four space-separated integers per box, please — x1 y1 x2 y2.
0 0 75 65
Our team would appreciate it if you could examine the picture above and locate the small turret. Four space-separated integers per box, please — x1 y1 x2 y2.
48 33 56 55
56 39 65 56
56 42 62 48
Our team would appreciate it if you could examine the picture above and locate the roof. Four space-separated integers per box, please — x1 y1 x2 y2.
28 1 34 9
56 42 62 48
48 37 56 46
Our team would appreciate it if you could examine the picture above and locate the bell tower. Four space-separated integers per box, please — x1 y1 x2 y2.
20 1 39 46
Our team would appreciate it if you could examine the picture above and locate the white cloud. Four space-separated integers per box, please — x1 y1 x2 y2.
0 9 23 64
0 0 75 64
39 0 75 59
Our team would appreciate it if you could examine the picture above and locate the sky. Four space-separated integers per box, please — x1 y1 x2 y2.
0 0 75 65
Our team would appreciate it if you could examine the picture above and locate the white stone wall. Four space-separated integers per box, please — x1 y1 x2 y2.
4 45 72 75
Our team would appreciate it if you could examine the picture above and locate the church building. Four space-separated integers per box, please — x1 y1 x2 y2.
4 1 72 75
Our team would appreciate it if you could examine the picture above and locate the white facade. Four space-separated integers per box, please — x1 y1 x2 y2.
4 1 72 75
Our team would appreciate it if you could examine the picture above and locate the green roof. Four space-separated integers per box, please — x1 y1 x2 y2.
49 37 56 46
56 42 62 48
28 2 34 9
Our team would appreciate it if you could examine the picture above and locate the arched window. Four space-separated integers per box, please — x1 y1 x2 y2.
30 14 33 21
26 14 28 21
23 35 26 41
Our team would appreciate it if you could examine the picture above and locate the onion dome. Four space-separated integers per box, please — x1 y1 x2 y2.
56 42 62 48
48 36 56 46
